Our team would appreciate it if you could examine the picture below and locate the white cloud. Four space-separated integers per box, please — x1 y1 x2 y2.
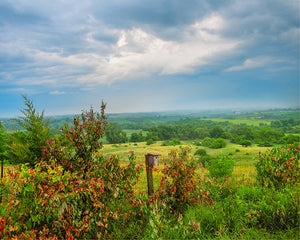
224 56 282 72
20 13 240 86
50 90 66 95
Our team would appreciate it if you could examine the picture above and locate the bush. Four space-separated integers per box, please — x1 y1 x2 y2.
207 154 234 179
154 147 211 214
201 137 227 149
256 143 300 188
197 155 212 168
161 138 181 146
0 153 144 239
146 139 154 145
194 148 207 156
41 103 108 174
240 139 252 147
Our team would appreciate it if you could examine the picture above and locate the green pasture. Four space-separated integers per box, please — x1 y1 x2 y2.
206 118 272 126
102 141 269 193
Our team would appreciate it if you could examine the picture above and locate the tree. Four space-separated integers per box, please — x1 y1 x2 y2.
8 95 50 166
130 131 145 142
105 122 128 144
0 123 8 160
209 126 225 138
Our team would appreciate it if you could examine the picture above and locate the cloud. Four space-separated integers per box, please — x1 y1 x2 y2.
224 56 285 72
18 14 239 86
49 90 66 95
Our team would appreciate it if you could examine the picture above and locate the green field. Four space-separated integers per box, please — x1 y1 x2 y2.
102 141 269 193
206 118 271 126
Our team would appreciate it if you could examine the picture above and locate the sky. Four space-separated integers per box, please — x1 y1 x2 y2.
0 0 299 117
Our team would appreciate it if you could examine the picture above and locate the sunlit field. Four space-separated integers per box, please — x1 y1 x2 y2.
101 141 269 193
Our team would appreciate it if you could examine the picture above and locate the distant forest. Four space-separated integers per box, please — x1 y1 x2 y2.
1 109 299 148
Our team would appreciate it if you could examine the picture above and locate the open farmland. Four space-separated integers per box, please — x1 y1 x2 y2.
102 141 269 192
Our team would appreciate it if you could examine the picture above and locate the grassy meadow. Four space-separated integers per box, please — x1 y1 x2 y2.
205 118 272 126
101 140 268 193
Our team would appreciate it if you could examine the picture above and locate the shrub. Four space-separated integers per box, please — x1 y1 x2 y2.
161 138 181 146
201 137 227 149
41 103 108 174
202 137 213 147
146 139 154 145
154 147 211 214
256 143 300 188
207 154 234 179
240 139 252 147
194 148 207 156
0 152 144 239
212 138 227 148
197 155 212 168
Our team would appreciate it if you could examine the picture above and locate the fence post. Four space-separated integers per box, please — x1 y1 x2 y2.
145 153 159 197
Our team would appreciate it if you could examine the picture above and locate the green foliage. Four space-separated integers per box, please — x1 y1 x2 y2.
194 148 207 156
154 147 211 214
193 140 202 146
194 148 212 167
202 137 227 149
185 182 299 238
280 134 299 144
105 122 128 144
256 143 300 188
146 138 154 145
0 152 144 239
209 126 225 138
41 103 108 174
256 128 284 147
197 155 212 168
240 139 252 147
130 131 145 142
8 96 50 166
207 154 234 179
161 138 181 146
0 123 8 160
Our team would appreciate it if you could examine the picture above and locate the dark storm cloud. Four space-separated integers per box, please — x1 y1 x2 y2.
219 0 299 63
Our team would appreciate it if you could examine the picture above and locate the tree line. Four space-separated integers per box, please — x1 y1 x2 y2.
104 121 299 147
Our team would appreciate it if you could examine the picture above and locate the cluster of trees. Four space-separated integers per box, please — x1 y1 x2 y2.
102 118 298 148
105 122 128 144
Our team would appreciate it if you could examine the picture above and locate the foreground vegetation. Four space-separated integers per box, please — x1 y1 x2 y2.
0 97 299 239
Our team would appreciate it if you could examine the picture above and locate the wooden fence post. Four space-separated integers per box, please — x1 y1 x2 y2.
145 153 159 197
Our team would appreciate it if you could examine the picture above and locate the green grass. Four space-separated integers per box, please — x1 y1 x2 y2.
102 141 270 192
206 118 272 126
